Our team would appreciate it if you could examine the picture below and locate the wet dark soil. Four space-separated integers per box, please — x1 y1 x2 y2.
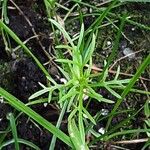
0 1 150 150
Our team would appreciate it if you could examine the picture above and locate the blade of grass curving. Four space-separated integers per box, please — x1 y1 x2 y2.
49 100 68 150
68 118 84 149
106 53 150 130
0 138 41 150
0 87 73 148
78 87 86 146
28 88 51 100
77 23 84 50
2 0 9 24
0 21 50 77
7 113 19 150
83 34 96 65
109 85 150 95
107 128 150 140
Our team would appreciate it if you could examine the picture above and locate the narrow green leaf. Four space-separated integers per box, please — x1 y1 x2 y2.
77 23 84 49
83 34 96 65
144 100 150 118
49 100 68 150
67 95 76 112
47 76 57 85
87 87 114 103
7 113 19 150
2 0 9 24
114 65 120 80
57 66 70 80
56 59 74 64
107 128 150 140
59 86 77 103
68 118 84 150
105 85 121 99
82 107 96 125
145 119 150 127
29 88 50 100
106 79 131 85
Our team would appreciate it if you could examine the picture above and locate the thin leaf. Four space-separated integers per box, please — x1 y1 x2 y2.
56 59 74 64
68 118 84 150
144 100 150 118
83 34 96 65
82 107 96 125
29 88 50 100
57 66 70 80
7 113 19 150
49 100 68 150
105 85 121 99
77 23 84 49
114 65 120 80
59 86 77 103
87 87 114 103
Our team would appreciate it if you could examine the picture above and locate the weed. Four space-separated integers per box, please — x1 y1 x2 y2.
0 0 150 149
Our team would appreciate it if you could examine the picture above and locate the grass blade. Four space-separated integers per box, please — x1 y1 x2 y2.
7 113 19 150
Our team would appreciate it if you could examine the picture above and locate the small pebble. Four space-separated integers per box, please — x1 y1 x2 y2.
60 78 67 84
43 103 48 107
98 127 105 134
0 97 4 103
123 47 135 59
120 40 127 50
83 113 88 119
83 88 89 100
107 41 111 46
101 109 109 116
131 27 135 31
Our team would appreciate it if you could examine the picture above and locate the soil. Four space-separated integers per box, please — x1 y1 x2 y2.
0 1 150 150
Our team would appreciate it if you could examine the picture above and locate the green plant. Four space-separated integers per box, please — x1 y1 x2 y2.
0 0 150 149
28 17 134 149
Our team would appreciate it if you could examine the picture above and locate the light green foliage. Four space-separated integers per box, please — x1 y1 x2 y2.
28 19 134 149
